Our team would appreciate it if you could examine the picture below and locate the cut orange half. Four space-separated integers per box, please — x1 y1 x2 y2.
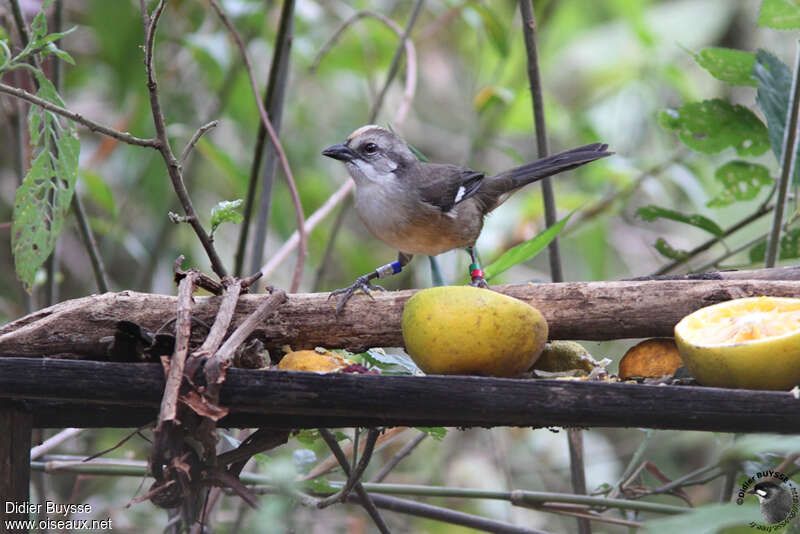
674 296 800 390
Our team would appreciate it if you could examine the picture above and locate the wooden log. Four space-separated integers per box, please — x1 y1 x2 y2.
1 279 799 356
2 358 799 433
0 402 32 534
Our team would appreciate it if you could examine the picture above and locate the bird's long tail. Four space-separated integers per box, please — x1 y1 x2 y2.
481 143 612 210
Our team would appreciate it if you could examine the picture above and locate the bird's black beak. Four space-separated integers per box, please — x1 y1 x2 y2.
322 143 357 162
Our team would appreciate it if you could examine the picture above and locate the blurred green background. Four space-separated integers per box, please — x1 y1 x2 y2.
2 0 799 532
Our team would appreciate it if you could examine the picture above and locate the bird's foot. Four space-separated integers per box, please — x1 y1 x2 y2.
329 274 386 314
468 263 489 288
469 276 489 288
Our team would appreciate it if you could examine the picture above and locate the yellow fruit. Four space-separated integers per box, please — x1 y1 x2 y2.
674 296 800 390
401 286 548 377
277 349 349 373
618 338 683 379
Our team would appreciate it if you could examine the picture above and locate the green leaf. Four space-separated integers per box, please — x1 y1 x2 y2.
707 161 773 207
294 430 321 447
471 4 509 57
658 99 769 156
484 212 572 280
636 206 724 236
210 199 244 235
753 50 800 183
304 478 336 493
11 63 80 291
721 434 800 462
694 47 757 87
361 348 419 375
80 169 116 216
653 238 689 262
12 131 80 291
758 0 800 29
748 227 800 263
415 427 447 441
44 43 75 65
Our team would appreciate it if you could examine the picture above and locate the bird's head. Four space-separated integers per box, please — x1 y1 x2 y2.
322 125 417 185
747 481 785 502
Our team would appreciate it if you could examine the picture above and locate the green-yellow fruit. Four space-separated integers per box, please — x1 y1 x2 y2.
401 286 548 377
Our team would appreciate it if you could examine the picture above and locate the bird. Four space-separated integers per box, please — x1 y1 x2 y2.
747 481 793 524
322 125 612 312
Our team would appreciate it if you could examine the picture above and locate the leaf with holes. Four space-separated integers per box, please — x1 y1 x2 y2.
658 99 769 156
636 206 724 236
484 212 571 280
12 130 79 291
753 50 800 183
707 161 773 207
758 0 800 29
694 47 756 87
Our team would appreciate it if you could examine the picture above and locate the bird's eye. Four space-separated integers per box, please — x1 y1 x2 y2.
363 142 378 155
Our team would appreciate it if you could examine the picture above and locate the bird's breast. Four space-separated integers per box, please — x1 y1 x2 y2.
354 185 483 255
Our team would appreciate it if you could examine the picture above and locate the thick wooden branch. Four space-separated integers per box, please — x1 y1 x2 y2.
2 358 799 433
1 277 799 357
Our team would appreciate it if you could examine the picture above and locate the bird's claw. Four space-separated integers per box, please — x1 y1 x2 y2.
469 276 489 289
329 275 386 314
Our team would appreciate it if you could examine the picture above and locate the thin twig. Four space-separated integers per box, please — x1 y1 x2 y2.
318 429 391 534
310 9 418 124
140 0 228 278
372 431 427 483
207 0 306 292
519 7 585 531
654 203 773 275
693 230 770 273
568 148 687 233
369 0 424 124
0 82 157 146
180 120 218 165
766 40 800 267
260 179 354 278
316 428 381 508
30 428 84 460
520 0 561 283
348 492 550 534
71 194 111 292
158 266 197 424
243 0 295 281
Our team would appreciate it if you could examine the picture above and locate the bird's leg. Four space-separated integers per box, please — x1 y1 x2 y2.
330 252 413 313
467 247 488 288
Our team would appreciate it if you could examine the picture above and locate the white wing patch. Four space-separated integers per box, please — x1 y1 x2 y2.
454 186 466 203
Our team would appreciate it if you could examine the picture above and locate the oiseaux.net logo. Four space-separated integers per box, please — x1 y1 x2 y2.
736 470 799 531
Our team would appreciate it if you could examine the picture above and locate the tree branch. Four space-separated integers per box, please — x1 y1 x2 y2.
0 82 159 147
140 0 228 278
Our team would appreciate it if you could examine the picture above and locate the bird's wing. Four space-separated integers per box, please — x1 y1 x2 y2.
417 163 486 213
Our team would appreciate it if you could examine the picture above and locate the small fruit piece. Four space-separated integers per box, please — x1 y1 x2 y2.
618 338 683 379
277 349 349 373
534 341 597 374
401 286 548 377
674 296 800 390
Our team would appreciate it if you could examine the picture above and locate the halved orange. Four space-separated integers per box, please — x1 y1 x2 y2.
674 296 800 390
